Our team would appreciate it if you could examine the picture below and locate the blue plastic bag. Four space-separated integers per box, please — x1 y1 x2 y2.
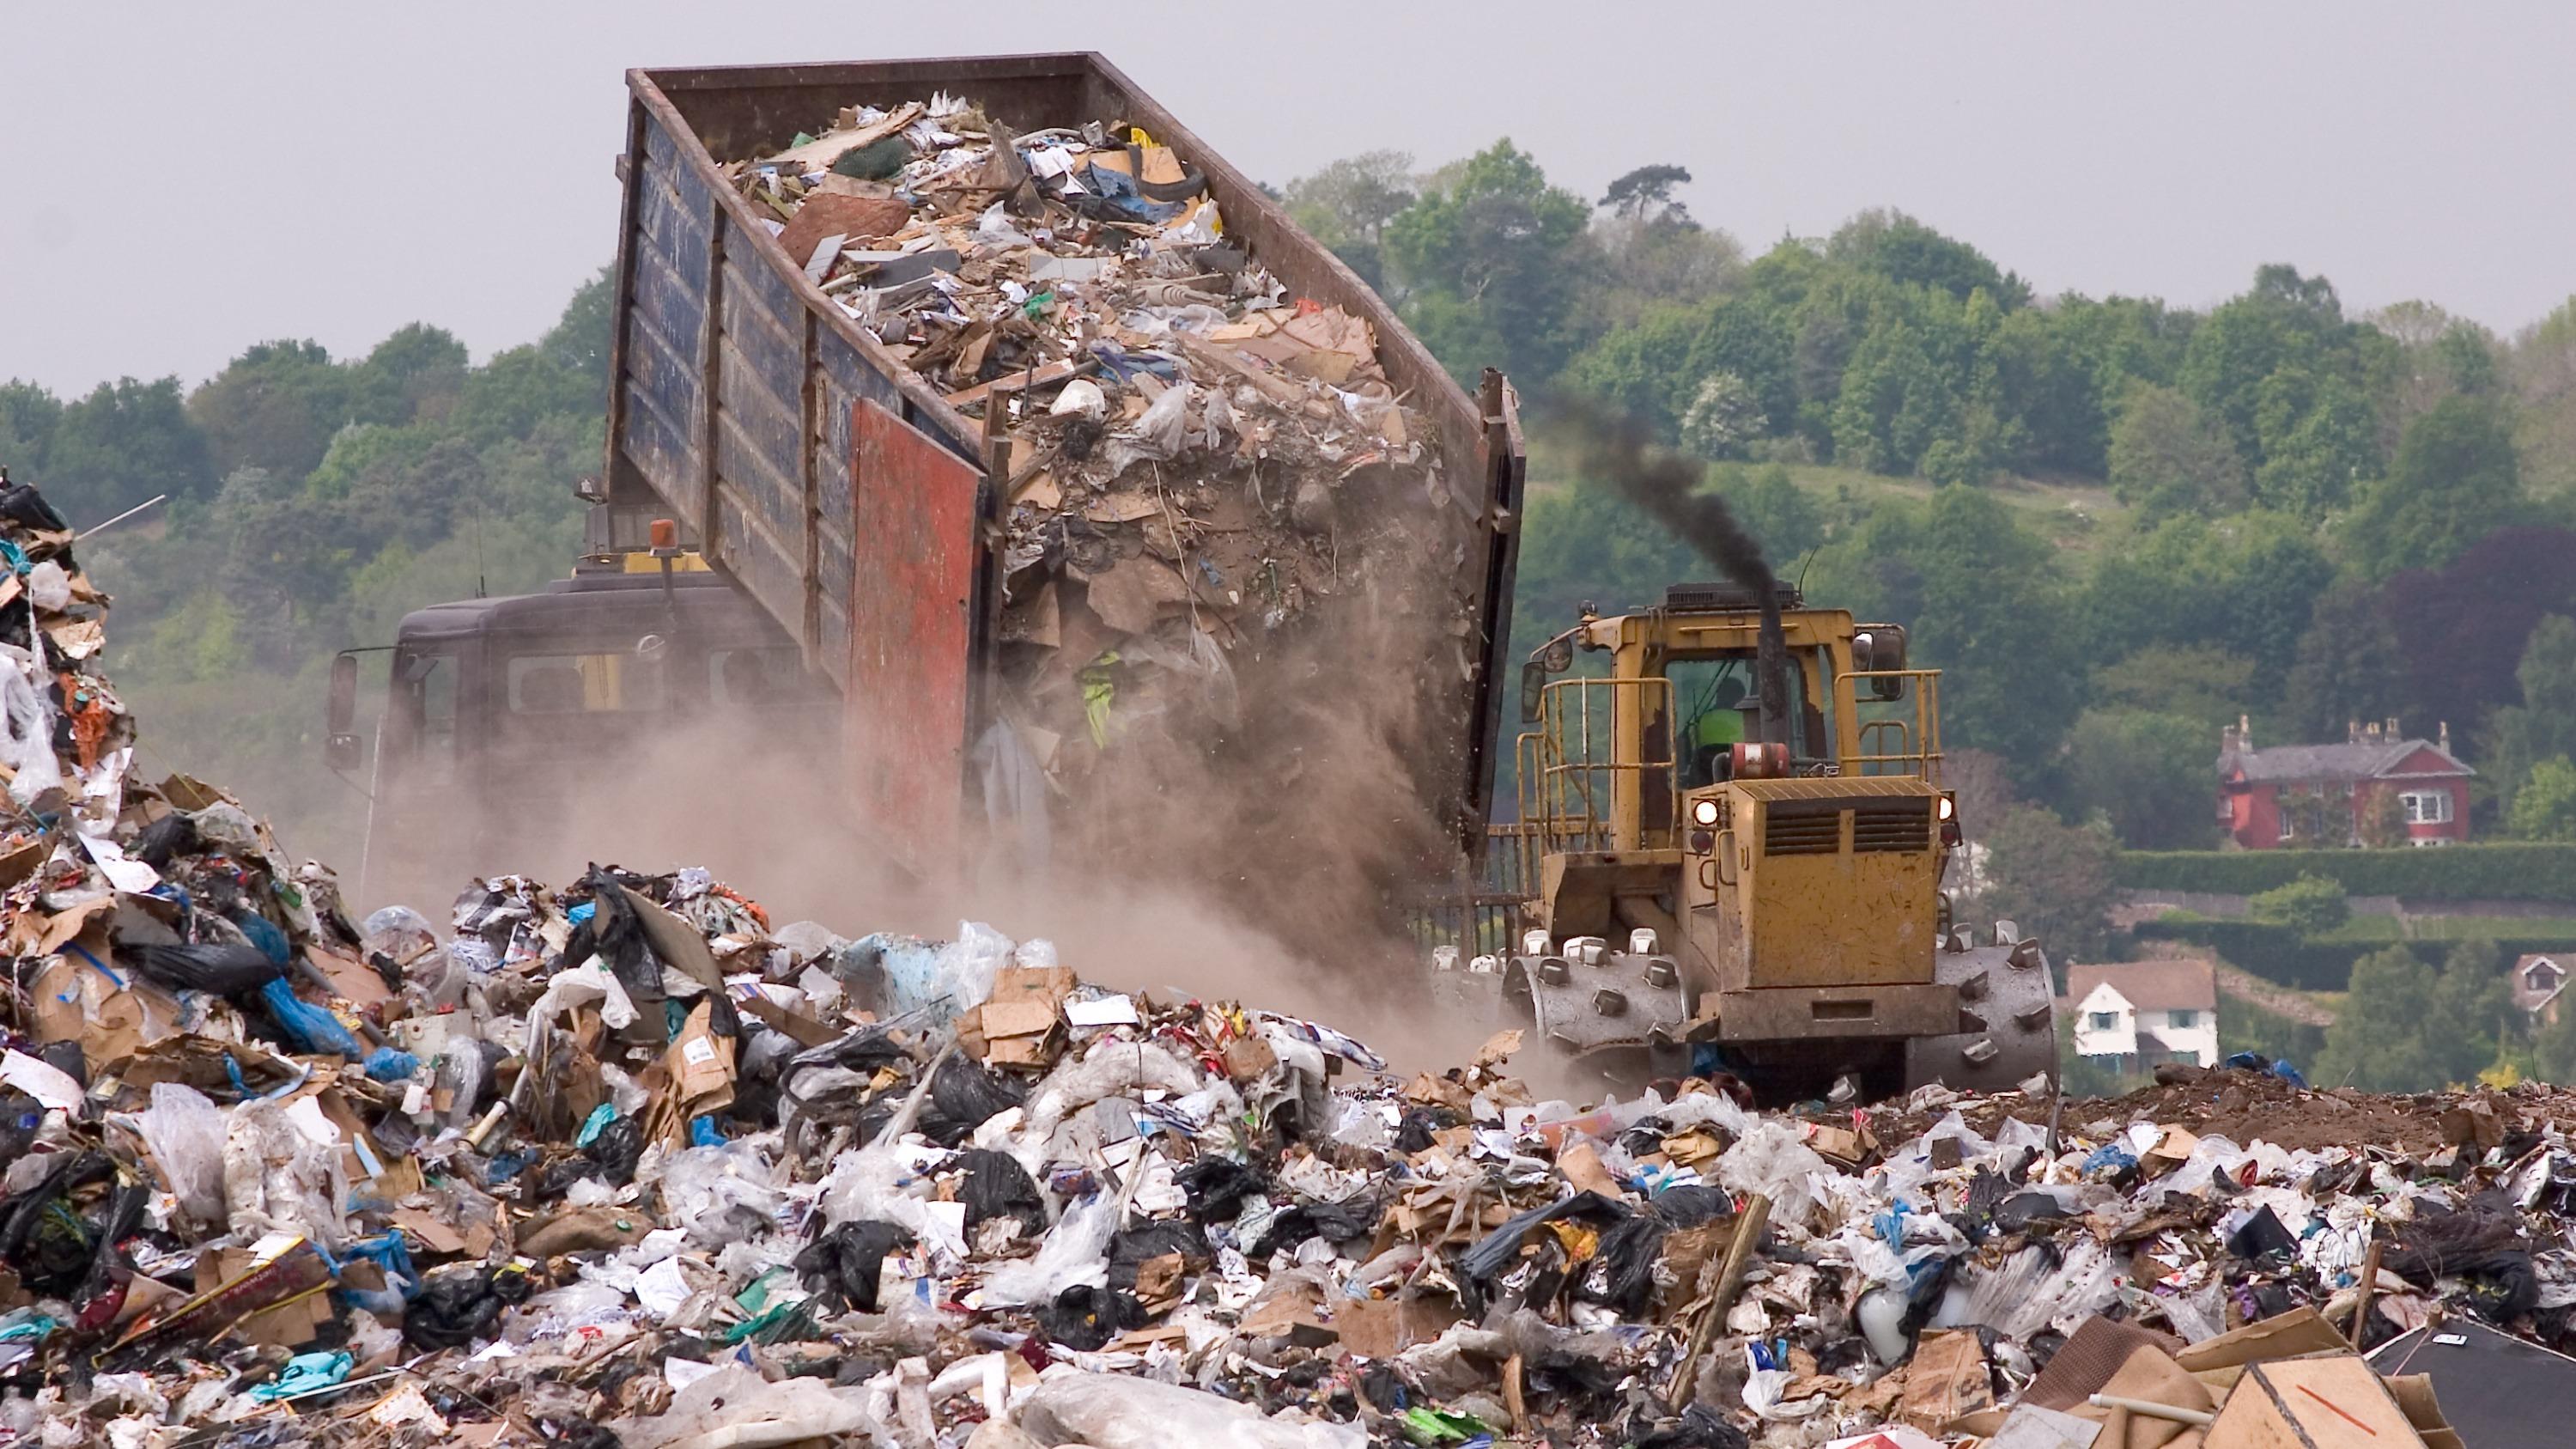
258 977 363 1058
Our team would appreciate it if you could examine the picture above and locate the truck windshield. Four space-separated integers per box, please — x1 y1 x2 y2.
505 652 665 715
1670 651 1819 787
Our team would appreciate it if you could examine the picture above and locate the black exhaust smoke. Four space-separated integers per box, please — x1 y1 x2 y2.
1558 400 1792 749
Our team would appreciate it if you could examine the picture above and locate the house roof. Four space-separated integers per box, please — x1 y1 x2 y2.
2219 739 2473 785
2066 959 2216 1013
2513 953 2567 1014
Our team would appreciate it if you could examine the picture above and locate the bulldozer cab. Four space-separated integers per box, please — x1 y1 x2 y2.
1514 582 1939 858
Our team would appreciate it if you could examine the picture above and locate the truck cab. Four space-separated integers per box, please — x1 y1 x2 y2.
328 550 832 901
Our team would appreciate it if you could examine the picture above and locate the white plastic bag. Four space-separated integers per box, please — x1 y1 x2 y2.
126 1083 227 1226
1107 385 1192 476
659 1141 784 1245
222 1098 349 1247
878 922 1013 1024
1715 1119 1830 1228
0 661 61 805
1013 1039 1206 1170
22 562 70 614
1020 1368 1365 1449
980 1192 1118 1307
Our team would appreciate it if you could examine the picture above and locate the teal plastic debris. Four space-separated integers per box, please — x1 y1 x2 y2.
250 1349 354 1401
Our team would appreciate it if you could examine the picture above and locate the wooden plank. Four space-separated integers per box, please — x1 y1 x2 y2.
942 359 1079 409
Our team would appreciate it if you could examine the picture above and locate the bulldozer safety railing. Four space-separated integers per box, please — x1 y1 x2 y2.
1844 668 1943 783
1518 674 1678 855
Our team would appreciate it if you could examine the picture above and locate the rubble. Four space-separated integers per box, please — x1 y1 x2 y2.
721 95 1453 795
0 470 2568 1446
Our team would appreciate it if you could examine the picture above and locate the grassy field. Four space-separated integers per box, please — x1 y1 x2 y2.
1522 425 2132 557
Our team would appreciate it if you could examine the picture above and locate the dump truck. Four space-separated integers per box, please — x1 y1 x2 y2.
326 54 1527 902
1473 582 2057 1100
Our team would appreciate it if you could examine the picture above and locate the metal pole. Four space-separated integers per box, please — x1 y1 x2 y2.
77 494 168 539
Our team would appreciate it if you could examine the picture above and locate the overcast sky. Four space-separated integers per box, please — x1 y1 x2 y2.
6 3 2573 396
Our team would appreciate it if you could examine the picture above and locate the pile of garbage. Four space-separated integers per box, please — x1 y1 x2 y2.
726 94 1453 782
1 472 2571 1448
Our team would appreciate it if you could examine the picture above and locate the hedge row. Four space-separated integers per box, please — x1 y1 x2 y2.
2118 843 2576 902
2134 918 2576 991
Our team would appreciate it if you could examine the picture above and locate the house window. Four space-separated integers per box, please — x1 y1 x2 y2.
2087 1011 2118 1031
2401 790 2453 825
2168 1009 2197 1029
2530 963 2563 992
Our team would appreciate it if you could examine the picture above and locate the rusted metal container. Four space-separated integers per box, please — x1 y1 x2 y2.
604 53 1523 861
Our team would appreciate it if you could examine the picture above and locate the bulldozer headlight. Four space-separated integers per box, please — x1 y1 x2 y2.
1937 795 1955 821
1691 798 1722 827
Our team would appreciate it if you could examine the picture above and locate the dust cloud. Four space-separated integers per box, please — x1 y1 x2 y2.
349 574 1499 1078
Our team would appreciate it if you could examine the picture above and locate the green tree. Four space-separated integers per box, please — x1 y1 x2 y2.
2281 581 2405 742
2510 295 2576 496
1830 307 1964 475
1284 151 1416 291
361 323 471 423
2422 939 2515 1086
538 266 616 409
1910 488 2082 761
2342 395 2525 576
2356 788 2409 849
2179 265 2348 464
1600 164 1692 222
1586 167 1741 331
43 376 217 517
1826 210 2028 307
1978 806 2118 961
186 338 378 481
2314 946 2439 1091
1710 463 1824 561
2484 615 2576 815
0 381 64 473
2077 513 2330 679
2508 758 2576 841
2248 365 2376 515
2537 995 2576 1085
2092 643 2257 734
2063 709 2216 849
2106 381 2246 519
1680 372 1765 460
2249 873 2350 936
1384 140 1593 387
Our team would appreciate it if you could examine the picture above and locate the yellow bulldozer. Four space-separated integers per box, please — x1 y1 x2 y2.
1479 581 2056 1100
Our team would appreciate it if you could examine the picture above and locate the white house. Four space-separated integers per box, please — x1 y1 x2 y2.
2066 959 2220 1069
2512 953 2569 1026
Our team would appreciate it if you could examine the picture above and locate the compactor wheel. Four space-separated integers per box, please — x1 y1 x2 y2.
1902 937 2058 1095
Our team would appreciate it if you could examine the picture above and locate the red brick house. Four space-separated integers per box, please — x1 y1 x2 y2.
2216 715 2473 849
